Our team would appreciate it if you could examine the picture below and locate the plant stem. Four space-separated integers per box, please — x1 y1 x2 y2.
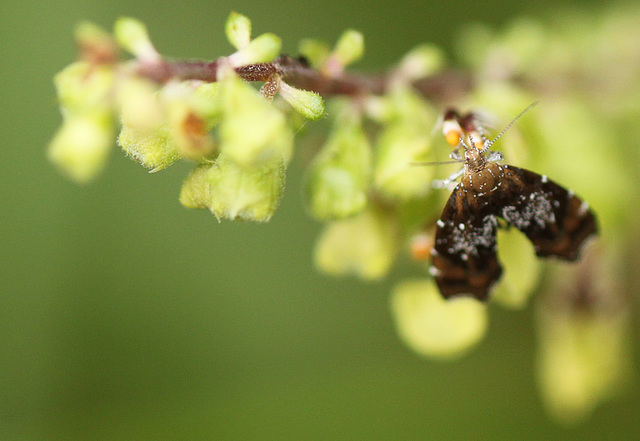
135 55 472 103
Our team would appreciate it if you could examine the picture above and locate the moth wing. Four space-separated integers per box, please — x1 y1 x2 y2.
497 166 598 260
432 186 502 301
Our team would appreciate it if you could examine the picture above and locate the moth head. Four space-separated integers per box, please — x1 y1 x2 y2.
442 108 487 151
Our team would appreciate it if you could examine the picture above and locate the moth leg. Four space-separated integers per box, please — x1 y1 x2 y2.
433 167 464 189
486 151 503 161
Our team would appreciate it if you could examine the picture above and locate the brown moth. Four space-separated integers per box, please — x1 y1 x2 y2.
430 105 598 301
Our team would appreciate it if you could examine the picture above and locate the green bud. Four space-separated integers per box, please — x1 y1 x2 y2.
179 163 212 209
74 21 118 64
391 279 488 359
191 82 223 128
298 38 331 69
305 112 371 220
48 113 113 183
536 243 632 424
113 17 157 59
278 80 325 120
333 29 364 67
219 74 293 166
118 124 181 172
117 77 164 130
54 62 114 114
536 306 631 424
225 11 252 50
75 21 112 47
162 82 216 160
492 227 541 309
374 125 434 199
207 153 285 222
227 32 281 67
374 86 437 199
314 207 398 279
166 100 215 160
397 44 444 80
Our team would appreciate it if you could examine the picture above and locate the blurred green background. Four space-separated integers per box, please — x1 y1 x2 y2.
2 0 639 440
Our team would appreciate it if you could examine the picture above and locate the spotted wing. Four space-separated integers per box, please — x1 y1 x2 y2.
496 166 598 260
432 186 502 301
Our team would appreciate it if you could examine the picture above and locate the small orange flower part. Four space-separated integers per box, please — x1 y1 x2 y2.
442 109 485 150
410 230 434 262
174 110 214 160
75 22 119 66
442 109 463 147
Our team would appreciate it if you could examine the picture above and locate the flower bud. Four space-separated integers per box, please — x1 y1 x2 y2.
396 44 444 81
54 62 114 114
278 80 325 121
118 124 180 172
192 82 223 123
162 82 216 160
314 207 398 279
225 11 252 50
374 86 437 199
536 243 631 424
117 77 164 130
219 74 292 166
391 279 488 358
333 29 364 67
227 33 281 67
305 112 370 220
167 103 215 160
74 21 118 65
298 38 330 69
179 163 212 209
48 113 113 183
113 17 158 60
207 154 285 222
536 305 631 424
492 227 541 309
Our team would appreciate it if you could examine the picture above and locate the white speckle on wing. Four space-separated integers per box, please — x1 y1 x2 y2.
502 191 556 230
448 215 498 257
542 175 548 183
437 219 445 228
579 201 589 215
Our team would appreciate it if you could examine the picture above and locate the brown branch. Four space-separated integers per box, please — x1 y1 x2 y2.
134 55 473 104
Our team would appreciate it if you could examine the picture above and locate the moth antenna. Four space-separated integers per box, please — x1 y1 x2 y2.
411 159 464 166
465 133 476 152
475 122 489 143
458 133 472 152
482 101 539 152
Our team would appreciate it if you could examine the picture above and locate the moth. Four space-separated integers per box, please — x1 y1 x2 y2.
429 104 598 301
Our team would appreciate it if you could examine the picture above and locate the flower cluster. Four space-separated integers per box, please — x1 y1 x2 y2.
49 6 640 423
50 13 324 221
